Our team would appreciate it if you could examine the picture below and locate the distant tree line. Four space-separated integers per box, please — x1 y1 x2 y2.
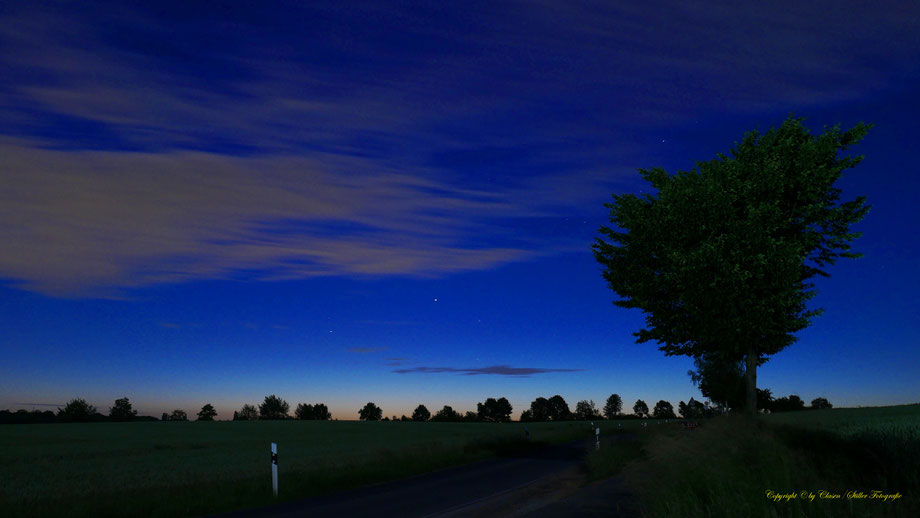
1 390 833 425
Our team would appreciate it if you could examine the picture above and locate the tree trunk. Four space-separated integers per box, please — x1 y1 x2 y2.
744 349 757 417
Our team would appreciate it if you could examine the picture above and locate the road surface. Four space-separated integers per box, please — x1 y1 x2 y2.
219 439 602 518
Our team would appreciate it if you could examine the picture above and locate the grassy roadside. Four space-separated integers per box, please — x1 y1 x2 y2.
2 421 593 518
586 415 918 518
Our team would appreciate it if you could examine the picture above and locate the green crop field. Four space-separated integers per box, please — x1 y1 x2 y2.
0 419 597 517
762 403 920 439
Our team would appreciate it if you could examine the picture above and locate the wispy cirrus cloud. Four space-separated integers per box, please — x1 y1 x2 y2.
392 365 583 377
0 140 608 297
2 2 917 298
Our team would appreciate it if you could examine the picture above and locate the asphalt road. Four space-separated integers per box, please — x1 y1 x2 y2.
219 439 593 518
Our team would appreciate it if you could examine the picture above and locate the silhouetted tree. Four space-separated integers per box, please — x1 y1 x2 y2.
575 400 601 420
162 412 169 421
109 397 137 421
170 409 188 421
295 403 315 420
313 403 331 420
196 404 217 421
57 398 97 422
529 397 550 421
772 394 806 412
810 397 832 409
603 394 622 419
547 395 571 421
412 404 431 422
477 397 512 422
358 402 382 421
462 411 477 422
259 395 290 420
595 117 871 416
401 414 410 422
678 398 706 419
235 404 258 421
652 400 676 419
431 405 460 422
633 399 649 418
519 410 533 422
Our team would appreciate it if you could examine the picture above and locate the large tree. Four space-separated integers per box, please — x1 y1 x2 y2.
603 394 622 419
477 397 513 423
633 399 649 418
574 400 600 420
358 402 382 421
109 397 137 421
197 403 217 421
411 404 431 422
57 398 97 422
594 116 871 415
259 395 290 420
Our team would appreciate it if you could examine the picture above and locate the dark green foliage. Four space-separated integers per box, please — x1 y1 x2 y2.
58 398 97 422
295 403 314 420
574 400 601 420
109 397 137 421
528 396 573 421
678 398 706 419
234 404 258 421
259 395 290 420
197 404 217 421
411 404 431 422
294 403 331 420
633 399 649 418
772 394 806 412
547 395 571 420
594 116 871 415
431 405 460 422
652 400 676 419
358 402 382 421
603 394 622 419
811 397 833 409
313 403 331 420
169 409 188 421
477 397 513 422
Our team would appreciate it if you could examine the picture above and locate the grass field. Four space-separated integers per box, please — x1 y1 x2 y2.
587 405 920 518
0 419 595 517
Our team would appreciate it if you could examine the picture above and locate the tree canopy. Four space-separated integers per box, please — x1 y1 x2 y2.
169 409 188 421
235 404 258 421
58 398 97 422
633 399 649 418
574 400 601 420
358 402 382 421
411 404 431 422
197 403 217 421
431 405 460 422
109 397 137 421
477 397 513 422
259 395 290 420
594 116 871 415
603 394 622 419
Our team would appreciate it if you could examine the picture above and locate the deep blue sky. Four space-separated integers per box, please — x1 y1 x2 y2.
2 1 918 419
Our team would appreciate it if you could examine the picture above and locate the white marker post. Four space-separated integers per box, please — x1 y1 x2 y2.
271 442 278 497
595 427 600 450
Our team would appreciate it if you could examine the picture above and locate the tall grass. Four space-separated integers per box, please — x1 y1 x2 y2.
599 412 919 518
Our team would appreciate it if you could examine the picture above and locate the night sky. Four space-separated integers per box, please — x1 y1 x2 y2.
2 1 919 420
